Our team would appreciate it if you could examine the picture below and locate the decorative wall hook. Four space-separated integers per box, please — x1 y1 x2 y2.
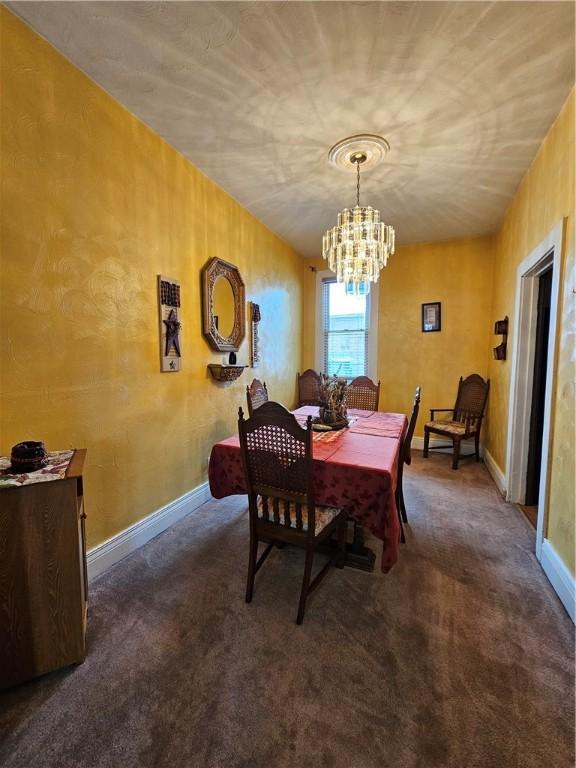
493 316 508 360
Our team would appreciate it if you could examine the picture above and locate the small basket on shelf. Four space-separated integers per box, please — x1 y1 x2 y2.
9 441 48 473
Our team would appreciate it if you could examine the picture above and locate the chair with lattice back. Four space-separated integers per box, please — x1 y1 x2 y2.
238 401 347 624
423 374 489 469
246 378 268 417
297 369 321 406
346 376 380 411
396 386 421 539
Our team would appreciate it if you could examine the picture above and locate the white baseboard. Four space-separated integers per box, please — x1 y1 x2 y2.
483 448 507 497
411 435 484 457
540 538 576 623
87 481 212 581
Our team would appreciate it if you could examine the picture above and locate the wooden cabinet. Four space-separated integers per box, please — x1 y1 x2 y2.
0 449 87 690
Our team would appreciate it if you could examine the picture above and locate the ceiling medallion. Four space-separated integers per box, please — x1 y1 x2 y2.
323 134 395 296
328 134 391 172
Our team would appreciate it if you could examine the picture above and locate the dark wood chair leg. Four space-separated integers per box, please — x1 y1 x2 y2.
335 517 347 568
351 519 364 549
452 439 460 470
423 428 430 458
395 490 406 542
297 546 315 625
475 432 480 461
246 530 258 603
398 513 406 544
396 462 408 522
396 483 407 522
400 484 407 522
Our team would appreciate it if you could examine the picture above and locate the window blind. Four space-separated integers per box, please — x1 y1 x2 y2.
322 277 369 379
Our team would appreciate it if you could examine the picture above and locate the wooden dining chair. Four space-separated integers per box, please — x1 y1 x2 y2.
238 401 347 625
297 369 321 406
346 376 380 411
423 374 490 469
246 378 268 416
396 386 421 539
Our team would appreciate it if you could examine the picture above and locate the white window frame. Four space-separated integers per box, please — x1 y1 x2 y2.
314 269 378 380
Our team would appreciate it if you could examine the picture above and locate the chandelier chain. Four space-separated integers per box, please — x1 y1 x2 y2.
356 159 361 207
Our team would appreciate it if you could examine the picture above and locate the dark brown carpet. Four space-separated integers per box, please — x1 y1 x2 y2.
1 454 574 768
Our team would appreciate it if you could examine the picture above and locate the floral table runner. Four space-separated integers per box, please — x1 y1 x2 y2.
0 450 75 488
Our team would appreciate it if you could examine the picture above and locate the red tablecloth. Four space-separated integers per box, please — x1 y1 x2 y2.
208 407 407 572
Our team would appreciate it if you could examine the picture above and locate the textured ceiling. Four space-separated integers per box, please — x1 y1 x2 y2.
7 1 575 257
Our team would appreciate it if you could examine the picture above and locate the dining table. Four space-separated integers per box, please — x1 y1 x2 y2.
208 406 408 573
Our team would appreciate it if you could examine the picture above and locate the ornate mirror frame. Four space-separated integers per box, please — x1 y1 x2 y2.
201 257 246 352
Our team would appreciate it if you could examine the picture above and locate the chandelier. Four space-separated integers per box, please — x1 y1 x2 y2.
322 135 395 295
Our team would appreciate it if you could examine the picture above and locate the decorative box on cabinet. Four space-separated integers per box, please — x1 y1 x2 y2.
0 449 88 690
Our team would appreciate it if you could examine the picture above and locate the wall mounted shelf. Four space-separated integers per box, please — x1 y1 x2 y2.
207 364 246 383
493 316 509 360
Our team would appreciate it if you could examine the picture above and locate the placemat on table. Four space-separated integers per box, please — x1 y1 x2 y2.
349 424 403 438
295 414 358 427
313 430 344 443
347 409 375 418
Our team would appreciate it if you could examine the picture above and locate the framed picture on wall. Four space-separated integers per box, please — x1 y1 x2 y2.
422 302 441 332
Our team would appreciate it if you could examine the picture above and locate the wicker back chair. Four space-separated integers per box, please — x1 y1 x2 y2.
346 376 380 411
238 401 346 624
246 378 268 417
396 386 421 536
423 374 489 469
297 369 321 407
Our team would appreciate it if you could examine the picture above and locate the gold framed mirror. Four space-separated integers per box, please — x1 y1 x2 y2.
201 257 246 352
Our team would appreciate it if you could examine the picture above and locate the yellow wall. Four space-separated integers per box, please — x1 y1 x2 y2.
303 237 495 436
0 9 304 549
377 238 494 435
486 89 575 573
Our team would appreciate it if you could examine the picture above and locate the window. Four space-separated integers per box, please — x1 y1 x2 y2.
321 277 371 379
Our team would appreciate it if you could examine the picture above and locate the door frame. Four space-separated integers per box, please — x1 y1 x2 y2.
505 219 564 560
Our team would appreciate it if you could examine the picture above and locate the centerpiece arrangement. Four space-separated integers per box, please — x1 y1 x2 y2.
314 374 349 431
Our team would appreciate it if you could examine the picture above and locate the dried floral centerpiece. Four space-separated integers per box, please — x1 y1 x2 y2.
315 374 349 430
